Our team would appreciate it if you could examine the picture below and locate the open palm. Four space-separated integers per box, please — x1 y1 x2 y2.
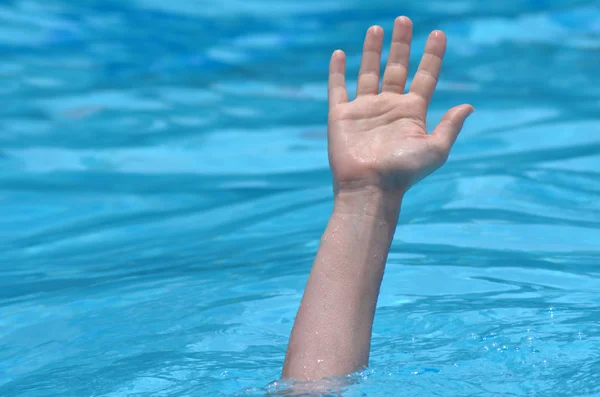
328 17 473 194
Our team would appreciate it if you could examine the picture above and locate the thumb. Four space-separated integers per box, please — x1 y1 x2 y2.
432 104 474 151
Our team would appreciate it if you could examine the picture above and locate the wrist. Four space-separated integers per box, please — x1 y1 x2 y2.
333 185 403 224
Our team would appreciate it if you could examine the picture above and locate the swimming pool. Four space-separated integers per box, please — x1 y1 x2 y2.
1 0 599 395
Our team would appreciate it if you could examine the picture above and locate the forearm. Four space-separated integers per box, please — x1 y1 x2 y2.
282 188 402 380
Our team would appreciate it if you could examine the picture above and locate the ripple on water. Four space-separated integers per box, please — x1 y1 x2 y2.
1 0 600 396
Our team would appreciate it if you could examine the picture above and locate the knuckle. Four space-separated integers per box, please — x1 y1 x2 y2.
416 69 437 82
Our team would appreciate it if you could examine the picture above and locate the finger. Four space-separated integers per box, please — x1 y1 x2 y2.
357 25 384 97
328 49 348 108
409 30 447 109
381 16 412 94
431 104 474 152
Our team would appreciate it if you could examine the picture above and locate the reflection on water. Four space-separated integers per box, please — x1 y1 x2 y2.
0 0 599 396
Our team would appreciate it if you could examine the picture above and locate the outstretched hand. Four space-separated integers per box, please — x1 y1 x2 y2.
328 17 473 196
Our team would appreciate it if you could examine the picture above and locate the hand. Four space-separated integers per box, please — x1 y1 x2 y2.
327 17 474 196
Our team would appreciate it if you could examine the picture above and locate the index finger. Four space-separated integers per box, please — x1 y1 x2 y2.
409 30 446 109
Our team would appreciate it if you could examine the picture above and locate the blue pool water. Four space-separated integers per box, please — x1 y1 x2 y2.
1 0 599 395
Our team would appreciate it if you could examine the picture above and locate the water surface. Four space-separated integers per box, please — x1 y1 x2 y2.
1 0 599 396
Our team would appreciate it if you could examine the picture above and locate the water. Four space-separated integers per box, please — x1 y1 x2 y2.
0 0 599 395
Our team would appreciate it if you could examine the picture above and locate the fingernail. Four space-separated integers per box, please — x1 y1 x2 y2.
371 25 383 35
397 16 411 25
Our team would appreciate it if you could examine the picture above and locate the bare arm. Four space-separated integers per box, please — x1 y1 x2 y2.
282 189 401 379
283 17 474 381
